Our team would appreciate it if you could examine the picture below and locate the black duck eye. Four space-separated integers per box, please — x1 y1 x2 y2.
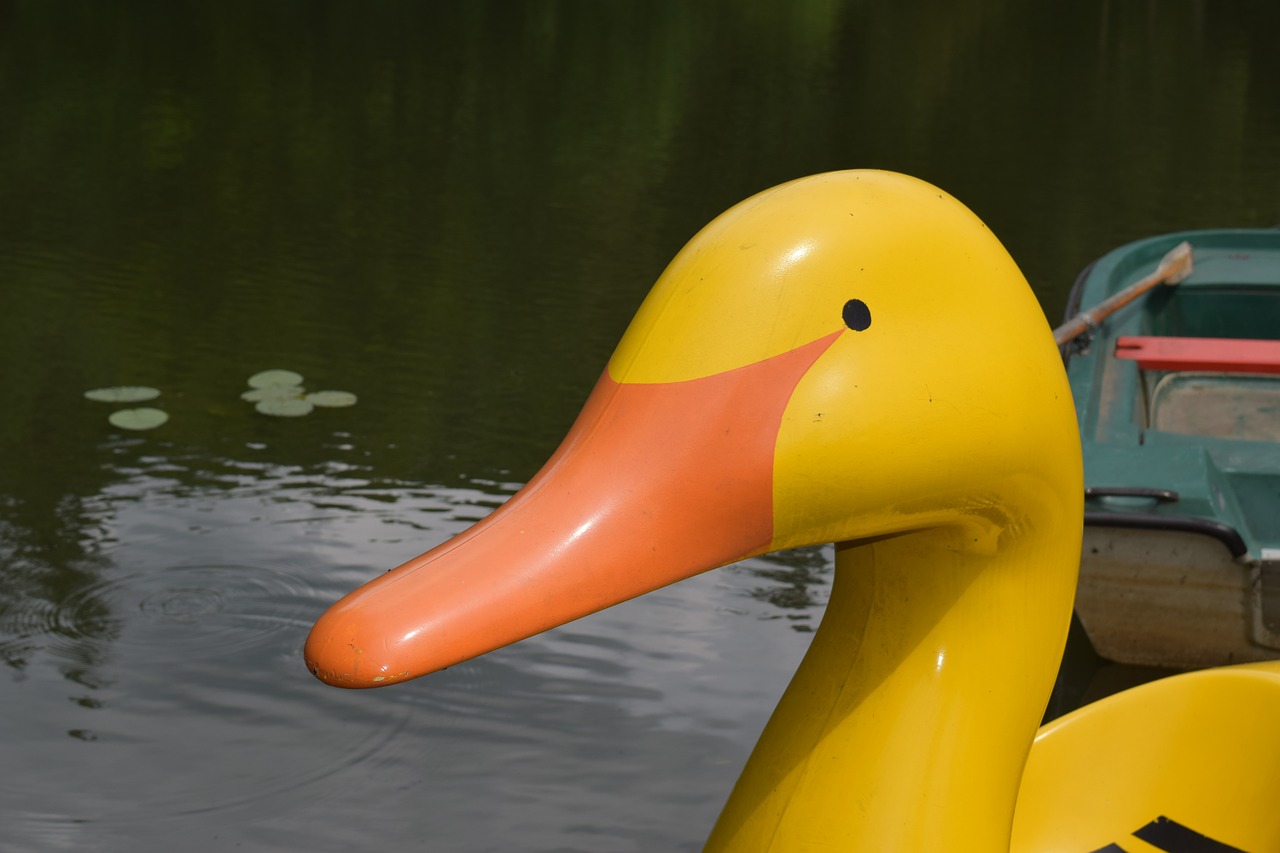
842 299 872 331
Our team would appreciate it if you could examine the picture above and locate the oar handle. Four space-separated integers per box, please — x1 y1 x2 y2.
1053 241 1194 347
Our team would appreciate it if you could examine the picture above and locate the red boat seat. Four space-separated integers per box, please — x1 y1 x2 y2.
1114 336 1280 375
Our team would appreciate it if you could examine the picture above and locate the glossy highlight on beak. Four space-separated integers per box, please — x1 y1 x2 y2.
304 332 839 687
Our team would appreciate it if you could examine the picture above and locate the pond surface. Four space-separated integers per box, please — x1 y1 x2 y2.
2 2 1278 851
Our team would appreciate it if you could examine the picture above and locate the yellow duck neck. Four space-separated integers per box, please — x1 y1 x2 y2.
709 519 1079 851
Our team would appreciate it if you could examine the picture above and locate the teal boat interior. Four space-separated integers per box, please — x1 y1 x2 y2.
1064 228 1280 559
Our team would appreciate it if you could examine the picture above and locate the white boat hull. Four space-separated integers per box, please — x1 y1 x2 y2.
1076 526 1280 668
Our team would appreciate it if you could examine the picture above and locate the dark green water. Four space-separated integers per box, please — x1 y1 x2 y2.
1 2 1278 850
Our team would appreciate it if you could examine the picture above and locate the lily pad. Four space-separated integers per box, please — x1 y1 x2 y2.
85 386 161 403
305 390 358 408
248 369 304 389
255 397 314 417
241 385 304 403
108 407 169 430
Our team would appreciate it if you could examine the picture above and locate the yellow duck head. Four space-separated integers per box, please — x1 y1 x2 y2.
306 170 1083 850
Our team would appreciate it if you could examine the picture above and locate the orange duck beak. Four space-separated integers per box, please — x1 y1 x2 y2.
304 333 839 687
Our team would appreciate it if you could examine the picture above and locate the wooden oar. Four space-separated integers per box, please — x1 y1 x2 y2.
1053 241 1194 346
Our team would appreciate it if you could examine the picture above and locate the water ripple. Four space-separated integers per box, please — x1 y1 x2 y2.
2 558 420 848
52 563 314 663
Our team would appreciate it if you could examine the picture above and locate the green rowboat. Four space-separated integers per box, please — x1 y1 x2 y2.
1062 228 1280 669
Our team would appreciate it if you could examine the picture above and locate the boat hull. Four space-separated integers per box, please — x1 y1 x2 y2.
1076 526 1280 667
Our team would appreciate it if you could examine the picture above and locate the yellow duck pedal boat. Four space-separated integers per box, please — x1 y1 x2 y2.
305 171 1280 851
